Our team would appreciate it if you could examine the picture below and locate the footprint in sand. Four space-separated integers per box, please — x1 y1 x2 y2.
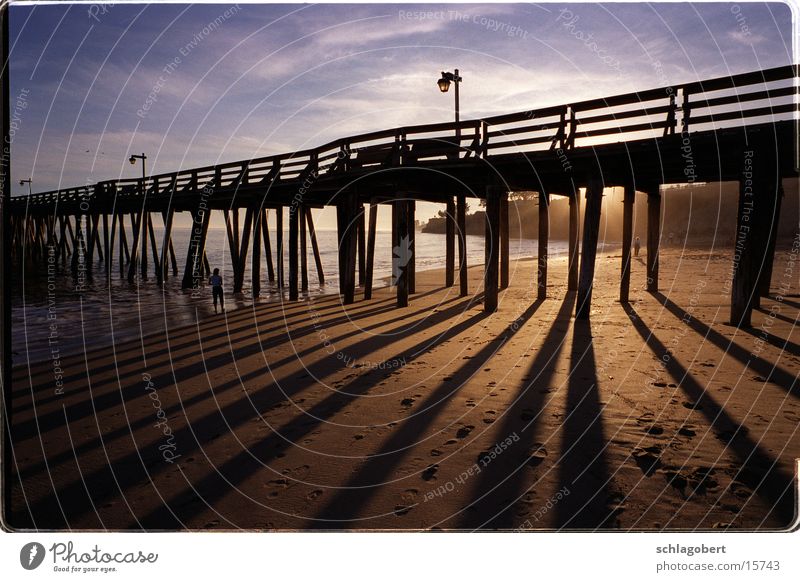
394 489 419 516
527 443 548 467
645 425 664 435
731 483 753 500
483 410 497 424
307 489 324 501
421 464 439 481
632 446 663 476
354 433 366 440
663 470 689 495
430 448 443 457
465 399 477 408
682 401 703 411
456 425 474 439
401 398 415 408
678 427 696 438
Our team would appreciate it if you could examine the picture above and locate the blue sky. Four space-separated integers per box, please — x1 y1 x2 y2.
8 2 795 228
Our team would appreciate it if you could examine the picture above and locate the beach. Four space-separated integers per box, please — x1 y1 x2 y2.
9 246 800 530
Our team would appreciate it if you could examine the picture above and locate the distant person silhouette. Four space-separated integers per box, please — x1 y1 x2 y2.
209 268 224 314
633 236 641 257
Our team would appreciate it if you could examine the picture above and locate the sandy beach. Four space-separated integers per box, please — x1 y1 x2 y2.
9 246 800 530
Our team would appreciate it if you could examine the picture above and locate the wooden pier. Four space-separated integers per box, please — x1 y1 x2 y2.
8 65 798 327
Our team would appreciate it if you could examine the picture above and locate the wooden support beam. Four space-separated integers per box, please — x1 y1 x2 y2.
224 210 238 285
538 190 549 301
646 188 661 292
85 214 98 270
252 207 262 298
160 209 175 283
66 216 77 256
500 191 509 289
127 212 142 282
408 200 416 294
181 207 212 290
109 213 118 274
337 203 345 297
65 217 73 259
568 192 580 290
92 214 103 262
168 237 178 276
147 214 160 282
120 213 130 263
276 206 284 288
484 186 503 313
357 204 366 286
306 208 324 286
289 204 299 301
75 215 87 271
445 197 455 288
235 208 254 293
731 147 779 327
300 204 309 292
757 182 783 298
102 213 110 276
337 192 358 304
364 201 378 300
576 180 604 320
457 195 468 296
232 208 240 264
118 214 127 276
620 184 635 303
58 216 69 262
140 210 149 280
262 209 275 283
393 200 409 308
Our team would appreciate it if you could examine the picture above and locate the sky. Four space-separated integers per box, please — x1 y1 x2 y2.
8 1 795 229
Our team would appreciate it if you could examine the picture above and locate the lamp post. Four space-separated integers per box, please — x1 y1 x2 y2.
437 69 462 138
129 153 147 182
128 153 148 279
19 178 32 196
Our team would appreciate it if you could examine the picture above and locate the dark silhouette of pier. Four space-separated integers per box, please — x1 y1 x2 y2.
9 65 798 327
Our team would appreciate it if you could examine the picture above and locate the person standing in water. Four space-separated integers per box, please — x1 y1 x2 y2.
209 268 224 313
633 236 641 257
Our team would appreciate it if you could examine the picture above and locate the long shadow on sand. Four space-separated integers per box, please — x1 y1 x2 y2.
652 292 798 398
11 290 461 439
308 299 545 528
13 293 484 529
457 293 578 529
624 303 795 528
755 304 799 326
133 299 491 528
12 291 409 406
552 319 615 529
14 294 468 484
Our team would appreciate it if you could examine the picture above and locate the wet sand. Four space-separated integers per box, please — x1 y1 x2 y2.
8 247 800 530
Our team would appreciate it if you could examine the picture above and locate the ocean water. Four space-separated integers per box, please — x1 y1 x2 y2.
11 227 587 365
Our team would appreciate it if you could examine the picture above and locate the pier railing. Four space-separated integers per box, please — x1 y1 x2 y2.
11 64 798 210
